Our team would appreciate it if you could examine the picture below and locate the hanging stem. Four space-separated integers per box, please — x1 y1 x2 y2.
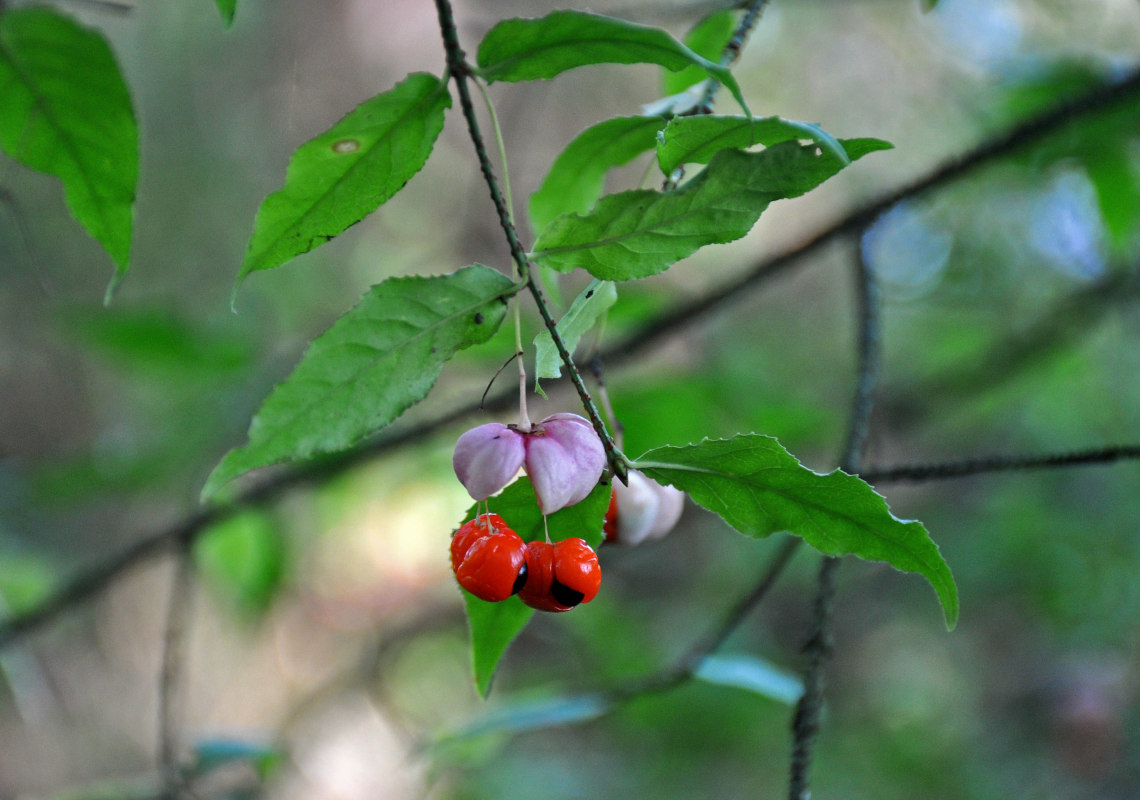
473 78 516 229
432 0 627 483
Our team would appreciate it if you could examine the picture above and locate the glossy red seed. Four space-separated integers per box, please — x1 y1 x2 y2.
455 530 528 602
519 538 601 612
450 512 510 571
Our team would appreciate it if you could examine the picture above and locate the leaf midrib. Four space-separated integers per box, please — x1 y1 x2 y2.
532 175 771 259
0 21 123 250
246 275 517 457
634 454 947 577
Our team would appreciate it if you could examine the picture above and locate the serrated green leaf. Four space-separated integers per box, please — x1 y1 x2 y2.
0 7 137 300
532 139 890 281
476 10 749 115
529 116 666 236
634 435 958 628
214 0 237 26
662 9 736 96
204 266 518 498
460 478 610 696
194 511 286 615
533 280 617 382
657 115 851 175
237 72 450 287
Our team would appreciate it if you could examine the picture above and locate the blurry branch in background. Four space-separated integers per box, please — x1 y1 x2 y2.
864 444 1140 484
4 61 1140 654
789 237 882 800
882 268 1140 429
159 544 195 800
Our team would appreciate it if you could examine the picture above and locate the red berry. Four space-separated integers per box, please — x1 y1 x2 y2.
450 513 527 603
519 538 601 612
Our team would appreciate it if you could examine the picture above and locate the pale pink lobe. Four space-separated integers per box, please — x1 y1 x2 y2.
523 413 606 513
452 423 526 501
612 470 660 546
645 480 685 540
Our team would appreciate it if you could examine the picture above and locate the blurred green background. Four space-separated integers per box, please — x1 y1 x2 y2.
1 0 1139 798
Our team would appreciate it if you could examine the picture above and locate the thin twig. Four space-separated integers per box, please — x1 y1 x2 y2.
788 238 881 800
881 269 1140 430
2 65 1140 653
159 543 195 800
432 0 627 482
607 535 802 701
694 0 770 115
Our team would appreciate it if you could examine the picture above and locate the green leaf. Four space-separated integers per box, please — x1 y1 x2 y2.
214 0 237 27
237 72 450 288
533 279 617 381
921 0 941 10
662 10 736 96
532 139 890 281
461 478 610 696
0 551 56 616
529 115 666 236
204 266 518 498
476 10 749 115
657 115 850 175
634 435 958 628
194 511 286 614
0 7 138 301
694 654 803 705
1082 148 1140 253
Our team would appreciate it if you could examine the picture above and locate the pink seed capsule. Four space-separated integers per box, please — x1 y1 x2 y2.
452 413 605 514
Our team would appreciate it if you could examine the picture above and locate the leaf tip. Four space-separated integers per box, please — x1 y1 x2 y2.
102 270 126 307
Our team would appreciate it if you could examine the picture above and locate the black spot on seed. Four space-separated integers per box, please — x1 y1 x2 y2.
551 577 584 608
511 563 529 595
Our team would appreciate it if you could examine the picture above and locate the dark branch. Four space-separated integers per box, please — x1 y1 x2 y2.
864 444 1140 484
788 239 881 800
694 0 771 115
